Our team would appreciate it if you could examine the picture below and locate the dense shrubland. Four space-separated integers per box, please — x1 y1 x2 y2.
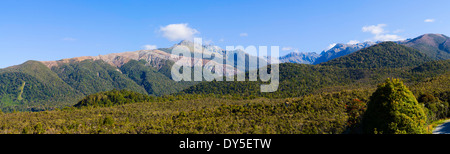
0 89 371 134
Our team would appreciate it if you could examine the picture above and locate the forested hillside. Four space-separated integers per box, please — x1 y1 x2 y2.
180 59 450 98
119 60 196 96
320 42 432 69
180 63 367 98
0 59 196 112
52 59 148 95
0 61 82 112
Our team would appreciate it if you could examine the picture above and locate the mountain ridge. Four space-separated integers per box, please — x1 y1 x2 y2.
279 52 320 64
40 40 260 76
320 41 432 68
278 33 450 65
399 33 450 60
313 42 376 65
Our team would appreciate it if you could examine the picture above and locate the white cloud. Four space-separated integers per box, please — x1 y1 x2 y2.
159 23 199 41
219 38 225 42
347 40 360 45
362 24 386 35
62 37 76 41
326 43 337 50
143 45 157 50
281 47 293 51
424 19 435 23
374 34 403 41
239 33 248 37
362 24 403 41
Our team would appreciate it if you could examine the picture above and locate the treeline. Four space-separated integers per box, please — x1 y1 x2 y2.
74 89 154 108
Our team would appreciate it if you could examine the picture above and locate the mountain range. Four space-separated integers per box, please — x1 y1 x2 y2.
180 40 449 98
279 42 376 65
0 40 267 112
313 41 377 64
0 33 449 112
279 34 450 65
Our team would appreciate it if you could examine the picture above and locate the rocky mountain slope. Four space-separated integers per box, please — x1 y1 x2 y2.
313 42 376 65
279 52 320 64
399 33 450 60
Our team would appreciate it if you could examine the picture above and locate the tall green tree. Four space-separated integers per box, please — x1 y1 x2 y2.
363 78 427 134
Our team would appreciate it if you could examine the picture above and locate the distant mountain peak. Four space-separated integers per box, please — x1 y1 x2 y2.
177 39 195 46
285 51 318 56
176 39 218 48
399 33 450 60
313 41 375 64
413 33 448 43
279 51 319 64
403 33 449 44
421 33 448 38
174 39 225 55
320 42 376 54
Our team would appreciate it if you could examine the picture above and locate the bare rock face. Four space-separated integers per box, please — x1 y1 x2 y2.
41 50 171 69
40 42 243 76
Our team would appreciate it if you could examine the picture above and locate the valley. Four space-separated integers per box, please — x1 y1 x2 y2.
0 34 449 134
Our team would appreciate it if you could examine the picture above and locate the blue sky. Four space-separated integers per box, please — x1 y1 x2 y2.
1 0 450 68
